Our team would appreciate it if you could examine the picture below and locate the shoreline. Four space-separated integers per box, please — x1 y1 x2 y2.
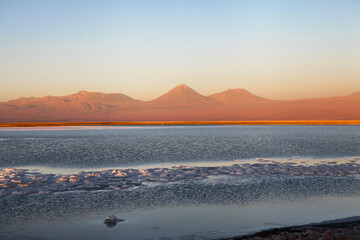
220 216 360 240
1 120 360 127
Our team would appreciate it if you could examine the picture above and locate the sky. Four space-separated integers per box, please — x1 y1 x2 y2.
0 0 360 101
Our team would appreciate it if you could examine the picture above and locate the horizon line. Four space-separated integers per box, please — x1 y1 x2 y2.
1 120 360 127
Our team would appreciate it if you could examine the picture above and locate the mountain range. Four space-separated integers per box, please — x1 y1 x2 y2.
1 84 360 122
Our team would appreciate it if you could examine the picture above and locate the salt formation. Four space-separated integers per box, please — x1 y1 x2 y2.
1 160 360 198
103 215 125 227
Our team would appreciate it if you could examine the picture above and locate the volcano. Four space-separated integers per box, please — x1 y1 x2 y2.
146 84 219 107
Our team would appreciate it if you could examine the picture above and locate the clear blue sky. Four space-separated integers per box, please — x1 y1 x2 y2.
0 0 360 101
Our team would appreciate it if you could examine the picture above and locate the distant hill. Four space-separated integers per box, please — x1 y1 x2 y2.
351 91 360 97
1 84 360 122
0 90 140 122
209 89 266 104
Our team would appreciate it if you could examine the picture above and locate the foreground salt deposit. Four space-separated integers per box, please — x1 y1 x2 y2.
1 159 360 197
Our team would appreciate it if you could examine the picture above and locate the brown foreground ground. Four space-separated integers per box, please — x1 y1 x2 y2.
1 120 360 127
220 217 360 240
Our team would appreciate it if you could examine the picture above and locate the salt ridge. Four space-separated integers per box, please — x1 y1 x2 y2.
1 159 360 198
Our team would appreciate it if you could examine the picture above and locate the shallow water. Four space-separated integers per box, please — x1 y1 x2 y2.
1 125 360 168
2 175 360 239
1 126 360 239
3 197 360 240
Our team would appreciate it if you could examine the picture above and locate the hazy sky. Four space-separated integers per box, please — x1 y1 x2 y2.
1 0 360 101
